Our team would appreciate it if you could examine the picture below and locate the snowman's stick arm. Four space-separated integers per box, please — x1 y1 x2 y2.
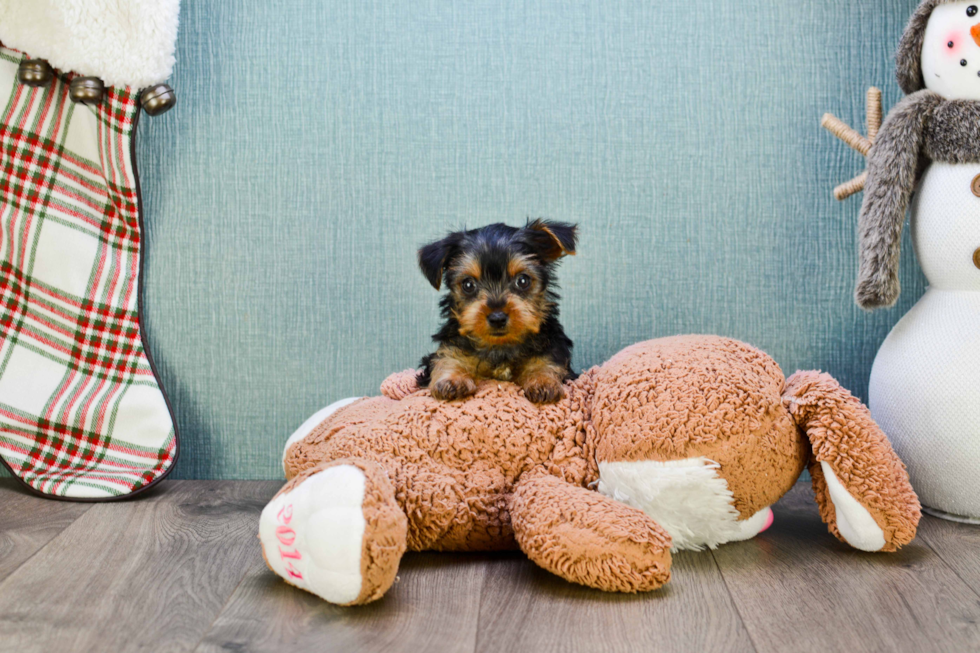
821 87 884 200
866 87 882 142
834 172 868 202
821 112 871 200
821 114 871 156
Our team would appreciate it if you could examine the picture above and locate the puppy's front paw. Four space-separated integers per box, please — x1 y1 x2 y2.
431 375 477 401
522 376 565 404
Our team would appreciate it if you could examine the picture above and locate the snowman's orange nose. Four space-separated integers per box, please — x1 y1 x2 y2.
971 23 980 47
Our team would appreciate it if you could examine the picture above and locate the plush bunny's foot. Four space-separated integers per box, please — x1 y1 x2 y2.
259 459 407 605
784 371 920 552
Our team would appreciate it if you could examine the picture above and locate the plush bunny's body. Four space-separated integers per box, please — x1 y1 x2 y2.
259 336 919 605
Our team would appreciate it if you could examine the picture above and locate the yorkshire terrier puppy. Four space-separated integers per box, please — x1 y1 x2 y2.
416 219 578 404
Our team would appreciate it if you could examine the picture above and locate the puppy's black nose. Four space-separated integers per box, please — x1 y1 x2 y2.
487 311 509 329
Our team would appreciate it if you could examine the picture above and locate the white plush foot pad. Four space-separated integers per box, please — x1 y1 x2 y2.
259 464 367 604
282 397 362 471
820 461 887 552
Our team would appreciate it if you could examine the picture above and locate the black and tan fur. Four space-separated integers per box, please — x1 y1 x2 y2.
416 220 577 404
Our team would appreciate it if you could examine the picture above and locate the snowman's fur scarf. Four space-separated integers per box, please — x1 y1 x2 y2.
857 91 980 309
857 91 938 309
923 99 980 161
0 0 180 88
855 0 980 310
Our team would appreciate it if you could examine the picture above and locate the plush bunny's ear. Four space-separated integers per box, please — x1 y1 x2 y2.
525 219 577 262
896 0 942 95
418 233 462 290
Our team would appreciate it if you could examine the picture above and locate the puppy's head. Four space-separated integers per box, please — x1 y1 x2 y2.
418 219 577 347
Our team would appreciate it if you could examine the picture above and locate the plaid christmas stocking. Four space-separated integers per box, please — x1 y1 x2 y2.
0 2 181 499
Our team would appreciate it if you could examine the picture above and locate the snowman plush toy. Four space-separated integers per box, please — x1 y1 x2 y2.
842 0 980 522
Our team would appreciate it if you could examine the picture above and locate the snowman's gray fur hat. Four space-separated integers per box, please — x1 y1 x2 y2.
897 0 962 94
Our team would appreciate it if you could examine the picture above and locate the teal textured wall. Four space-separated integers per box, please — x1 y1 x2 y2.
135 0 925 480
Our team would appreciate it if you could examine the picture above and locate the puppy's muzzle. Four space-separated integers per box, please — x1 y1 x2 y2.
487 311 509 330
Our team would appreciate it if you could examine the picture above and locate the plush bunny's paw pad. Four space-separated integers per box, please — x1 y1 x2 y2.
259 464 368 604
820 461 887 552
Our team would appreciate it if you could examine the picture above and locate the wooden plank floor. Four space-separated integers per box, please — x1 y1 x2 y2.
1 479 979 653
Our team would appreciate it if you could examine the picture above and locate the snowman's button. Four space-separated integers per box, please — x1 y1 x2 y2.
972 174 980 197
974 247 980 270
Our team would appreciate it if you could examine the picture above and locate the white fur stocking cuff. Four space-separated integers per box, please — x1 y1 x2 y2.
0 0 180 88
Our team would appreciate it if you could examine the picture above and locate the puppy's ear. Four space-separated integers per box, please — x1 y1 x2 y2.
418 233 461 290
525 219 577 261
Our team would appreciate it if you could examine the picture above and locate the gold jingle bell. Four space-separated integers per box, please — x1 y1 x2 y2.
17 59 54 87
140 84 176 116
69 77 105 105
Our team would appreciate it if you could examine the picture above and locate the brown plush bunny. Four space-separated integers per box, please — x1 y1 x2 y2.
259 335 920 605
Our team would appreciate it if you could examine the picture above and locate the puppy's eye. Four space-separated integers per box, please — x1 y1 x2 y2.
461 278 477 295
515 274 532 291
969 5 978 17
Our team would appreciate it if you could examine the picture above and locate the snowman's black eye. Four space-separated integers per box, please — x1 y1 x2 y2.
950 41 956 48
962 59 969 66
969 5 978 17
